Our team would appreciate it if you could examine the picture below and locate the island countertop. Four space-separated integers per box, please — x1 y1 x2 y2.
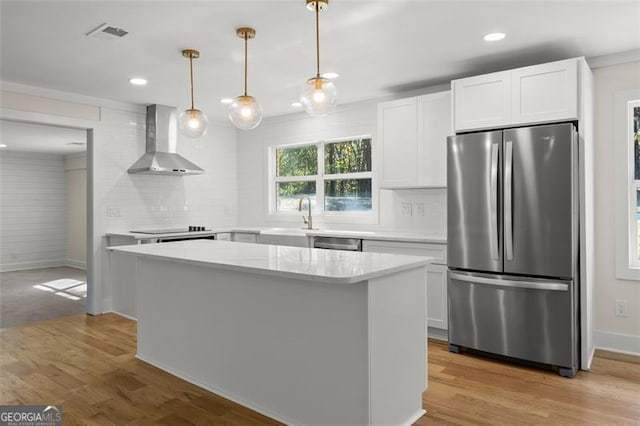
108 239 432 284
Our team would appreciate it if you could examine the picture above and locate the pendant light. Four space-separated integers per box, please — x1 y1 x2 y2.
300 0 337 117
229 27 263 130
178 49 209 138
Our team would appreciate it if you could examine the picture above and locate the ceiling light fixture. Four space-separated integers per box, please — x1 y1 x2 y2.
300 0 337 117
178 49 209 138
321 71 339 79
0 144 7 148
220 98 234 105
483 32 506 42
129 77 147 86
229 27 263 130
291 101 303 107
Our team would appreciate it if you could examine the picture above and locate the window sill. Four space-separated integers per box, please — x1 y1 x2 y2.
267 211 378 226
615 265 640 281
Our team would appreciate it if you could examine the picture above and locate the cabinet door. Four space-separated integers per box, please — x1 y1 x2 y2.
377 97 418 188
232 232 257 243
511 58 578 125
417 91 451 187
453 70 511 132
426 264 448 330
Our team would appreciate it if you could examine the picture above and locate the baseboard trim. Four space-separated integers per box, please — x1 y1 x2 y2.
0 259 66 273
594 329 640 356
105 309 138 322
66 259 87 270
427 327 448 342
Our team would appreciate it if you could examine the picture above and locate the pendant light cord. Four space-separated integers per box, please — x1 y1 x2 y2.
244 33 248 97
315 1 320 78
189 54 195 110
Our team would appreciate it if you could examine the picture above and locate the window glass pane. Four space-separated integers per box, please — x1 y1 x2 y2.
636 189 640 259
324 138 372 174
276 181 316 211
276 145 317 177
324 179 372 211
634 106 640 180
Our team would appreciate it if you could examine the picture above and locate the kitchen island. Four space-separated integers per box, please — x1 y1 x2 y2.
109 239 431 426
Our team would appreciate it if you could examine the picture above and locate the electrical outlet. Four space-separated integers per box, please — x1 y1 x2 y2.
414 203 425 217
106 207 121 217
400 203 413 216
615 300 628 317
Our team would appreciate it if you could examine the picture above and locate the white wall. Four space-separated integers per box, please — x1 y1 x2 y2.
65 153 86 268
236 97 447 235
0 151 67 271
593 60 640 354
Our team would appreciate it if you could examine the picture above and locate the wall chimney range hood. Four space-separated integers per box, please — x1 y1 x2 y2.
128 104 204 176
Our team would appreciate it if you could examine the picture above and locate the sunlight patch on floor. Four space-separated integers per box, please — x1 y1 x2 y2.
32 278 86 301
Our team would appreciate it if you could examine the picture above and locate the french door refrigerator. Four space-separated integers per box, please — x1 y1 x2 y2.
447 122 579 377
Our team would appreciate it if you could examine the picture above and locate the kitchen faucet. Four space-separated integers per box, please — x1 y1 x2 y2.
298 196 313 230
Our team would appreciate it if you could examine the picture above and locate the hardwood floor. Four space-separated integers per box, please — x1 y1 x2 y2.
0 314 638 425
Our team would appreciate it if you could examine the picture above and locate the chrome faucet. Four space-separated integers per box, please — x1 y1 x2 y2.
298 196 313 230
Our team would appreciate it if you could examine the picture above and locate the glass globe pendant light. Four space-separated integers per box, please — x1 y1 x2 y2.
229 27 263 130
300 0 337 117
178 49 209 138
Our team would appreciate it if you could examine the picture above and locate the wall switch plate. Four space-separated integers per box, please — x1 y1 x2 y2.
615 299 628 317
401 203 413 216
106 207 121 217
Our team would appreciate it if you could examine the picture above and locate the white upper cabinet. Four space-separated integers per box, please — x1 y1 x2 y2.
378 91 451 188
377 97 418 188
418 91 452 187
511 59 578 124
453 70 511 132
453 58 583 132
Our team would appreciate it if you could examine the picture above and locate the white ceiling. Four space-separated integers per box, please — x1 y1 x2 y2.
0 120 87 154
1 0 639 121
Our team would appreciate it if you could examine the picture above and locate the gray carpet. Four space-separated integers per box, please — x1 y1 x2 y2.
0 266 87 328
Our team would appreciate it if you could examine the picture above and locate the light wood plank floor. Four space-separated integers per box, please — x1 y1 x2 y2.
0 313 638 425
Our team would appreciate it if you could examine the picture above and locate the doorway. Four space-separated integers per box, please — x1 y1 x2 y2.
0 119 90 327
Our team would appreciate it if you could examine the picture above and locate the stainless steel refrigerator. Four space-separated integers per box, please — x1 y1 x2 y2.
447 122 579 377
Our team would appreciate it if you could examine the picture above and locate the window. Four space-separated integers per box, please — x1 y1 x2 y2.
271 137 373 217
628 100 640 266
614 88 640 280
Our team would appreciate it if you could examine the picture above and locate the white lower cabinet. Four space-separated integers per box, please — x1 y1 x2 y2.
362 240 448 337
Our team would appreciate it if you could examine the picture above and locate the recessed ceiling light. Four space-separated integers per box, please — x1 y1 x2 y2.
291 101 303 108
220 98 234 105
483 32 506 42
0 144 7 148
129 77 147 86
321 72 339 79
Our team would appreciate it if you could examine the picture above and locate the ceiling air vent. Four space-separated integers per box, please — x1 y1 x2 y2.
65 142 86 146
86 23 129 40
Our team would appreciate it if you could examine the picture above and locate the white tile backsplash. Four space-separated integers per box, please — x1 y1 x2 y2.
97 108 237 232
236 99 447 235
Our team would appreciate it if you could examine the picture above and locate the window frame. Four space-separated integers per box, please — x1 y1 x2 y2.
614 89 640 280
268 135 376 223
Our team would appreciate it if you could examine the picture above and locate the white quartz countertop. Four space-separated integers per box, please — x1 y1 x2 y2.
108 240 432 284
106 227 446 244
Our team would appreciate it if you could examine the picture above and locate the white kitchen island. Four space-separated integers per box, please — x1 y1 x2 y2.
109 239 431 426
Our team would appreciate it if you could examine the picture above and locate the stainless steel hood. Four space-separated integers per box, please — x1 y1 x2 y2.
128 104 204 175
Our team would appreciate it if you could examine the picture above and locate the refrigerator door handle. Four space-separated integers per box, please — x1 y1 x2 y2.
490 142 500 261
505 140 514 261
449 272 569 291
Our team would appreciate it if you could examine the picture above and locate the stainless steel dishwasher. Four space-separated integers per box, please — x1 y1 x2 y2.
312 236 362 251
